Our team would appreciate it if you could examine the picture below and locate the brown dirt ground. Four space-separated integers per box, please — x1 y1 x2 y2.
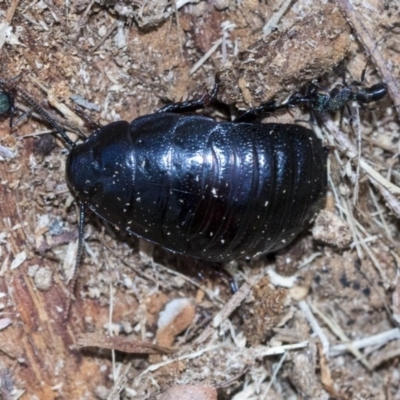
0 0 399 399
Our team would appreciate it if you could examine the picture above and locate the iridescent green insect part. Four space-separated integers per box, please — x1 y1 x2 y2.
0 91 13 116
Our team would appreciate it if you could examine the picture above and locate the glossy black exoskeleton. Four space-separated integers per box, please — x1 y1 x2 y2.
3 77 327 265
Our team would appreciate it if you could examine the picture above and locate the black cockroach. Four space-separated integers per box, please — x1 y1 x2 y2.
1 77 327 269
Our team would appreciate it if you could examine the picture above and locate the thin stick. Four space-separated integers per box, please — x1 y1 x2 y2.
0 0 21 49
194 271 265 345
91 21 118 53
262 352 288 399
190 39 222 75
329 328 400 357
263 0 294 36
